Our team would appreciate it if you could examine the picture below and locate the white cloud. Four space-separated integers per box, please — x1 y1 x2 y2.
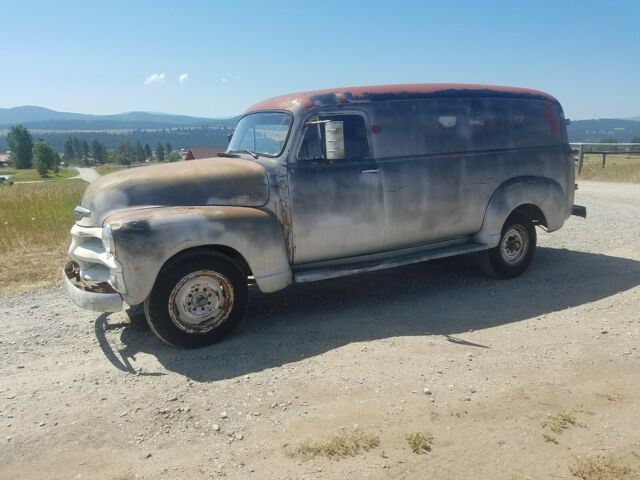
144 73 166 85
220 77 228 83
179 73 189 84
613 95 624 100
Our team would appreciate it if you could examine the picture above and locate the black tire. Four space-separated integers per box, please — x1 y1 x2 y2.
125 303 149 330
479 212 537 279
144 251 248 348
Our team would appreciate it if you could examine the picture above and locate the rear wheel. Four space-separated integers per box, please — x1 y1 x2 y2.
480 212 537 279
144 251 247 348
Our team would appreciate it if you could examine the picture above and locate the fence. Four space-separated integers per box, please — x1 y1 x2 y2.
571 143 640 174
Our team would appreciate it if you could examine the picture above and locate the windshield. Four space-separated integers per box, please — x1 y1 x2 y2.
227 112 292 157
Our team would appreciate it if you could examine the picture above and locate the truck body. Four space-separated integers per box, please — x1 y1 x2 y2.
64 84 585 347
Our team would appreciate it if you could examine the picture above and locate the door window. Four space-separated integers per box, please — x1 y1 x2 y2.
298 114 369 161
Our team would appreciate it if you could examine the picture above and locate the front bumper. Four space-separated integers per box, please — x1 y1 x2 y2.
63 261 123 312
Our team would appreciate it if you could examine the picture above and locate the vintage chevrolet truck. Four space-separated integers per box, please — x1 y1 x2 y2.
64 83 586 347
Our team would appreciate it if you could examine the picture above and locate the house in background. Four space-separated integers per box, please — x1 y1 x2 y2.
0 153 10 167
184 147 225 160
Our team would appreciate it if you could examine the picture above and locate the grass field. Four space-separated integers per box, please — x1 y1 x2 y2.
94 163 127 176
0 180 87 293
577 154 640 183
0 167 79 182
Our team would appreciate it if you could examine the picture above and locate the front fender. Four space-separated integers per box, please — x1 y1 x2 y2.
106 206 292 305
473 176 567 248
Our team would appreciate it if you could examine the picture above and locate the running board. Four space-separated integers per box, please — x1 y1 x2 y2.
293 242 488 283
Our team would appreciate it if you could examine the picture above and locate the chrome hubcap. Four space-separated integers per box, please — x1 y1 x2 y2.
168 271 234 334
500 225 529 265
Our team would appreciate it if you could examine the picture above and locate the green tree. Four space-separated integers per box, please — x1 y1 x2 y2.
144 143 152 160
72 137 82 163
600 138 617 143
7 125 33 169
32 141 57 177
116 140 133 165
81 140 90 165
91 139 107 164
166 151 181 162
156 143 165 162
165 142 172 155
135 141 146 163
631 137 640 143
64 137 76 164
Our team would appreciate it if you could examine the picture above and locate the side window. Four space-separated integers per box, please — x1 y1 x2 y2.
298 114 369 161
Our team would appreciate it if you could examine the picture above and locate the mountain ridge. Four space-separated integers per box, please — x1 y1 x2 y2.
0 106 237 130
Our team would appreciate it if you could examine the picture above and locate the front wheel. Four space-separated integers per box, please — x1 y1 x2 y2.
479 212 537 279
144 251 248 348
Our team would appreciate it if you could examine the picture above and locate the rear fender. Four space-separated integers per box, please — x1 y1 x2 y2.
473 176 567 248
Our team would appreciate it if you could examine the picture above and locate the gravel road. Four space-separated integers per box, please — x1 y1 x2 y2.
76 167 100 183
1 181 639 479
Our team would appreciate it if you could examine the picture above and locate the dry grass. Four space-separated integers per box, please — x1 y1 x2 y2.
543 411 583 435
577 154 640 183
405 431 434 454
0 180 87 294
95 163 127 176
570 456 636 480
289 428 380 460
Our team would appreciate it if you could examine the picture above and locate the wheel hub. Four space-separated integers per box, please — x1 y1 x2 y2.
500 225 529 265
168 271 234 334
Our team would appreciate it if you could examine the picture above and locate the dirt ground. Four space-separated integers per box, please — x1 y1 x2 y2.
1 181 639 480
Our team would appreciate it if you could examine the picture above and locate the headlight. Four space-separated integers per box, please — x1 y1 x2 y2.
102 224 114 254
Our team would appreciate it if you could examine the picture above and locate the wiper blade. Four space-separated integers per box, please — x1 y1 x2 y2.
227 149 260 159
217 152 239 158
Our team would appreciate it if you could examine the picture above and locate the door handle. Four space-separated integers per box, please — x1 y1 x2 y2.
360 169 380 174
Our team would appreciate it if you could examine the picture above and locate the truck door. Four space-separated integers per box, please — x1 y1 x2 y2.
287 112 384 264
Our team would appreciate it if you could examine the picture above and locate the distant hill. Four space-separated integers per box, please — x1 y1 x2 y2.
0 106 238 130
568 118 640 142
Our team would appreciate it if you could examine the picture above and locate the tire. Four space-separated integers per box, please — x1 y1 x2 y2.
125 303 149 330
144 251 248 348
479 212 537 279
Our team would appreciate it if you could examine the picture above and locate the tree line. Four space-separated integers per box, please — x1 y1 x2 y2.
0 126 232 153
7 125 60 176
5 124 188 176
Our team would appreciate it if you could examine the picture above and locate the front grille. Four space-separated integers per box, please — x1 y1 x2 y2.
68 224 124 293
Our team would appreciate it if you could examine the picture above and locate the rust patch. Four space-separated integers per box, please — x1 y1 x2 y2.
245 83 560 113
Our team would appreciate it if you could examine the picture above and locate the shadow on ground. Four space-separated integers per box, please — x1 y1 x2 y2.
95 247 640 381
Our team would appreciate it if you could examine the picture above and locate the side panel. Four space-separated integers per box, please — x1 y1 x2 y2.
473 176 568 248
365 98 569 249
106 206 292 305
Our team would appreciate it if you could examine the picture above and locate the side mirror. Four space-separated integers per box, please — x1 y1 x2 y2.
324 120 345 161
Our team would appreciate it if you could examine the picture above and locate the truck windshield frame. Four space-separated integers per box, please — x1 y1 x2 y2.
227 111 293 158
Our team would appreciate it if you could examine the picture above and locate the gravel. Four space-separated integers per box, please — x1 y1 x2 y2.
1 181 639 480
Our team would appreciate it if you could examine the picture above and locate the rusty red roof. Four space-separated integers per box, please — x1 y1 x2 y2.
245 83 559 113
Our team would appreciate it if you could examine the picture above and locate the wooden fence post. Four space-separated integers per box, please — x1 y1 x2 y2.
602 153 607 168
578 144 584 175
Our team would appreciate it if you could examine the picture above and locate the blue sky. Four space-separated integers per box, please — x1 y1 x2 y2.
1 0 638 119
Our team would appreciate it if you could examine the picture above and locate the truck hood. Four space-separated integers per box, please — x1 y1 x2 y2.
79 158 269 226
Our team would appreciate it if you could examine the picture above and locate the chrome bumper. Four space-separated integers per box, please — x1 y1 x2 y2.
63 262 123 312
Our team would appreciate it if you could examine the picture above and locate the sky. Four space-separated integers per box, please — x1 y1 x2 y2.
1 0 639 120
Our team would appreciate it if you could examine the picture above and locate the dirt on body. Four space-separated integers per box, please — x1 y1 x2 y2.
1 181 639 479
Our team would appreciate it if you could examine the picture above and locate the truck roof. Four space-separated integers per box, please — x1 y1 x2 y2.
245 83 560 113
